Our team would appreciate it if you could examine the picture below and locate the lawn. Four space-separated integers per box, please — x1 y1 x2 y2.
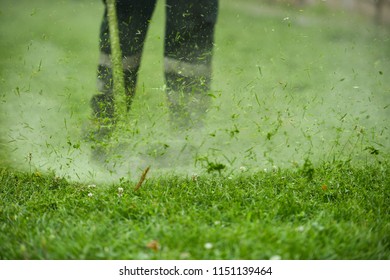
1 162 389 259
0 0 389 259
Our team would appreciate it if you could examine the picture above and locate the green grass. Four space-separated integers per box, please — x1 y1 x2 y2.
0 0 389 259
1 161 389 259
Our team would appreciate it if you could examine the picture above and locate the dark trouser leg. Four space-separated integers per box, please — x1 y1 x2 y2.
164 0 219 130
91 0 157 125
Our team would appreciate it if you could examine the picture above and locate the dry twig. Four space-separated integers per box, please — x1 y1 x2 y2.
134 166 150 192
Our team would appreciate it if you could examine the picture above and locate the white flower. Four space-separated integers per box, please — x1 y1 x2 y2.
88 192 93 197
88 184 96 188
118 187 124 197
204 242 213 250
296 226 305 232
270 255 282 260
239 166 247 172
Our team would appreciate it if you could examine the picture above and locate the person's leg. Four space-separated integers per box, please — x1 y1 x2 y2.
91 0 157 126
164 0 219 130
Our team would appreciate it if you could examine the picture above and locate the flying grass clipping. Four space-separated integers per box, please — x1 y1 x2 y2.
106 0 127 122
